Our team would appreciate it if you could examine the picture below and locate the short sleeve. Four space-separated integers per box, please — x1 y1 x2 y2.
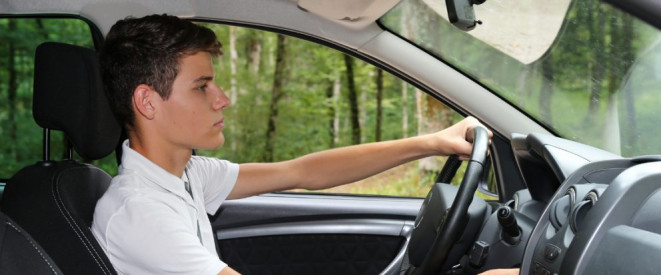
187 156 239 215
103 198 227 274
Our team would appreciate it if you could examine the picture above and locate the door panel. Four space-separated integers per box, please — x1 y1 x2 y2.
212 193 422 275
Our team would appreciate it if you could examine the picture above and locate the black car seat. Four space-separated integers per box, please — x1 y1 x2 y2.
0 42 121 275
0 211 63 274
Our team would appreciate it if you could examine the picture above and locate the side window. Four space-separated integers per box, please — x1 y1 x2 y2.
0 17 116 178
197 23 497 198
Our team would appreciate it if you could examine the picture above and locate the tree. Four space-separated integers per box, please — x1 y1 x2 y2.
586 1 606 123
246 30 262 76
263 34 287 162
375 68 383 142
7 19 17 157
332 76 341 146
401 81 409 138
228 26 238 104
539 56 554 123
344 54 361 145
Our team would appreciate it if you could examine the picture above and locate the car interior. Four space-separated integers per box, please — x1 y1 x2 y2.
1 0 661 274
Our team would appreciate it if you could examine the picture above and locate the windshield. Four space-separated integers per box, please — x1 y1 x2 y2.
381 0 661 157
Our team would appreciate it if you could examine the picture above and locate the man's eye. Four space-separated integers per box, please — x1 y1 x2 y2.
196 84 208 91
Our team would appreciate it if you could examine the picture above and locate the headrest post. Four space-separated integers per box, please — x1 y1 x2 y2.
67 139 73 160
43 128 50 161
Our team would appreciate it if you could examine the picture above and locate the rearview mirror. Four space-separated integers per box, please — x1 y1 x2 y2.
446 0 485 31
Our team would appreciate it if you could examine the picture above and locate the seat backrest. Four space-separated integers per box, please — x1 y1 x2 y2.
0 42 121 275
0 211 63 274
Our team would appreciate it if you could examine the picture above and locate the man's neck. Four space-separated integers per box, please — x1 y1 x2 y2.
128 132 192 178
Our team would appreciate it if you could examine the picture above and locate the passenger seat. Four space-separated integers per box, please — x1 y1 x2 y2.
0 42 121 275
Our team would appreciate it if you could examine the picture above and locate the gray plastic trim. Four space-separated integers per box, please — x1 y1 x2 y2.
584 225 661 274
381 221 414 275
520 158 634 275
217 218 409 240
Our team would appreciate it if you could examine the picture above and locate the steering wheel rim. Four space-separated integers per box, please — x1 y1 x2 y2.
407 126 490 275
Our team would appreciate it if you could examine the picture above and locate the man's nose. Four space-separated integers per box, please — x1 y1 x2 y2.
212 86 231 110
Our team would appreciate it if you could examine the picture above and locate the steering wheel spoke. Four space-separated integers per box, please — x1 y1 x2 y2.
407 126 491 275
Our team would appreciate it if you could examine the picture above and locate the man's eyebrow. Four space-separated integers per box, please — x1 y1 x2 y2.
192 76 213 84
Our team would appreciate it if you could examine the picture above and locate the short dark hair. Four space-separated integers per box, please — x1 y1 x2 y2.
100 14 222 129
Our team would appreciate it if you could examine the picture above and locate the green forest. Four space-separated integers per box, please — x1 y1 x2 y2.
2 0 660 197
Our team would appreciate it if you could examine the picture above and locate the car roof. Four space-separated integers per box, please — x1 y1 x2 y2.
606 0 661 30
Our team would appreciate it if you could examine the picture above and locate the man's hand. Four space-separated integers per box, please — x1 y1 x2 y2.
429 116 492 160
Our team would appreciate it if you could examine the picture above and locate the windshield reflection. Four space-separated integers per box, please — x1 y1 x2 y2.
380 0 661 156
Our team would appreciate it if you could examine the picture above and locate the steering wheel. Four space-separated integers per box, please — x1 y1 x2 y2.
406 126 490 275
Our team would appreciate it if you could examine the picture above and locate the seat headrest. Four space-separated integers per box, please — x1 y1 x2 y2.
33 42 121 160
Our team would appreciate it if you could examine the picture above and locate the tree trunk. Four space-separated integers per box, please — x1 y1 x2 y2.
326 80 336 148
401 0 415 40
8 20 17 155
539 57 554 123
586 3 605 123
375 68 383 142
264 34 287 162
401 81 409 138
515 66 531 105
229 26 238 104
333 76 341 146
621 16 637 150
602 13 621 154
35 18 49 39
416 90 454 173
602 92 620 154
344 54 361 145
360 80 367 143
400 0 413 139
247 31 262 76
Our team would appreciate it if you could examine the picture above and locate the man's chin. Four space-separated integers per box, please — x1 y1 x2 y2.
198 136 225 150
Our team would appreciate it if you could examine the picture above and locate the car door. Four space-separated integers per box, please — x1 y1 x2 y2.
213 193 420 275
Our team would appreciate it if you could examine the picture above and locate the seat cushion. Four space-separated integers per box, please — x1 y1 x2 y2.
1 161 116 275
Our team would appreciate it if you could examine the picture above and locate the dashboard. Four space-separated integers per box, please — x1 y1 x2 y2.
464 133 661 274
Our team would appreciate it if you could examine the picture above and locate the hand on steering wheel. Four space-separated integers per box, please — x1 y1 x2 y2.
407 126 491 275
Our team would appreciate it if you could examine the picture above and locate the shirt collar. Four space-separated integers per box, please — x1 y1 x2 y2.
119 140 193 203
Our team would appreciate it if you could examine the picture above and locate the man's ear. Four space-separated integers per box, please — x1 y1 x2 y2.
132 84 158 120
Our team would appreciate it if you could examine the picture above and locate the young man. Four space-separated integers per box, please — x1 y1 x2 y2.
92 14 493 275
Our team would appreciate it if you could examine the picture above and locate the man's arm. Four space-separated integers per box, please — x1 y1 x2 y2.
228 116 489 200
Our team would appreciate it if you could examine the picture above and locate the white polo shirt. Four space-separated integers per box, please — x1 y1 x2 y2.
92 140 239 274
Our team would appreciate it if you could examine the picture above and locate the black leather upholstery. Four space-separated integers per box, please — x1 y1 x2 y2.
2 162 116 274
0 211 62 274
0 42 120 275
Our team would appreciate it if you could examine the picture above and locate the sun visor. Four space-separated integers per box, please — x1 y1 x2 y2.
297 0 401 29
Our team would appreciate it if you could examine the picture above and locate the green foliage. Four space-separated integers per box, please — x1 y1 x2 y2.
198 25 420 165
193 24 447 197
0 18 116 177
